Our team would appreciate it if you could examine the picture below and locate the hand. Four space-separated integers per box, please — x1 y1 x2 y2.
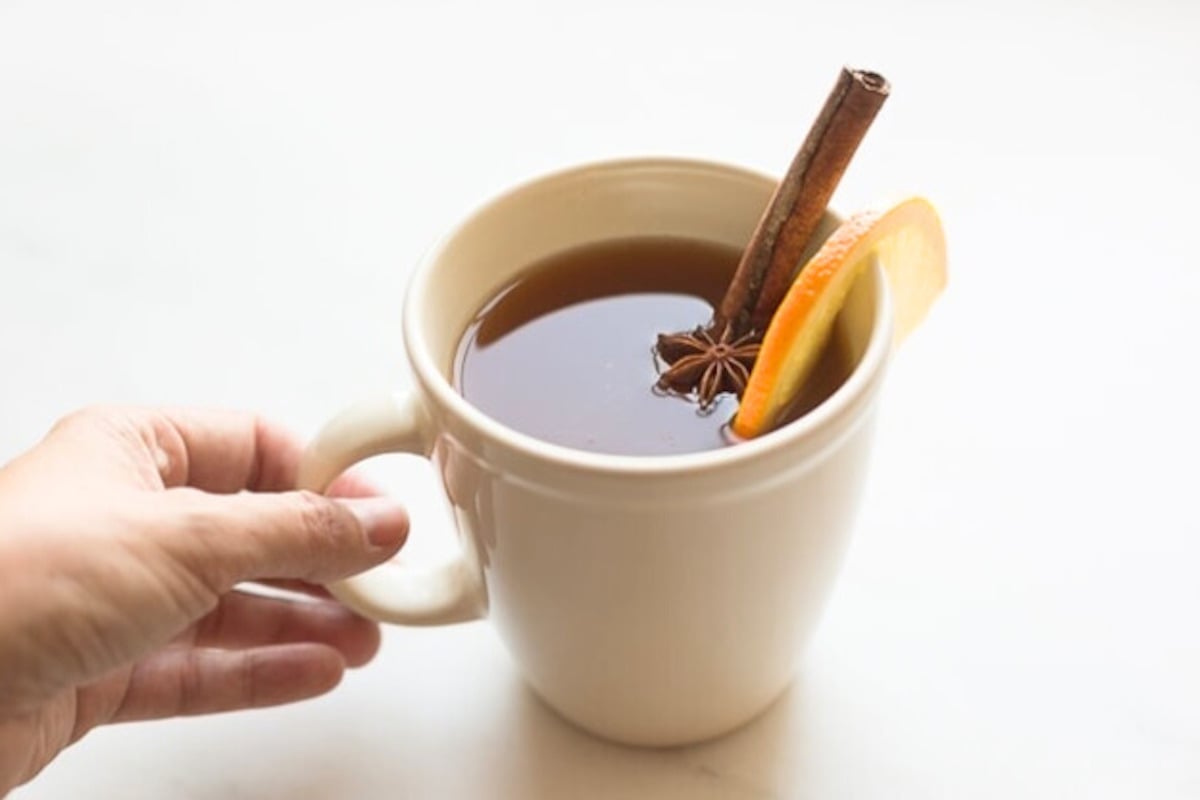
0 407 407 794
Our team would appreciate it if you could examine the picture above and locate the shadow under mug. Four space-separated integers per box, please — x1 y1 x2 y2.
297 158 893 746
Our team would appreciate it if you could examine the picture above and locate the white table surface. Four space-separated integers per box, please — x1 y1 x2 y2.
2 1 1197 798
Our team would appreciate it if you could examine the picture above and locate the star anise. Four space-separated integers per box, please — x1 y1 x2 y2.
655 325 761 411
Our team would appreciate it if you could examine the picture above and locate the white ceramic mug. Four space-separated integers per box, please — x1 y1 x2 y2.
297 158 892 746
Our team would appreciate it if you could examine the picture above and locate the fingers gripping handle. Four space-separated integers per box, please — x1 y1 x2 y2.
298 393 485 626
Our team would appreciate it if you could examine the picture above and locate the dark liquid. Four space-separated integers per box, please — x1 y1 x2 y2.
453 236 852 456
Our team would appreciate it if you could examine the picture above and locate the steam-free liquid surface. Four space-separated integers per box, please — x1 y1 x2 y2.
453 236 850 456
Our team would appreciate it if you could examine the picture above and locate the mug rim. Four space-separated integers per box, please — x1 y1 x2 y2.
403 156 894 476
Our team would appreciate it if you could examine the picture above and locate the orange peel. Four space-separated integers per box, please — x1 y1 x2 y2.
733 196 947 438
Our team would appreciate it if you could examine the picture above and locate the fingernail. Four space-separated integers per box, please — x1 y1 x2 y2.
341 497 409 551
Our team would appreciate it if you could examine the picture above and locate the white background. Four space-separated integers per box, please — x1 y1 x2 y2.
2 1 1198 797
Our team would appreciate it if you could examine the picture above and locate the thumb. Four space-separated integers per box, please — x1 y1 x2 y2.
158 489 408 590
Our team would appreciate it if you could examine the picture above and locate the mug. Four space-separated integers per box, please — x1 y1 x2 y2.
297 158 892 746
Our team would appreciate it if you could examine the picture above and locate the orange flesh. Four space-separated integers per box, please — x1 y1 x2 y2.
733 198 945 438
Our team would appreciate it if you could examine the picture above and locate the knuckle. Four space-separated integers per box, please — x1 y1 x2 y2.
239 652 261 709
47 405 184 487
50 404 125 435
175 649 207 716
294 491 351 549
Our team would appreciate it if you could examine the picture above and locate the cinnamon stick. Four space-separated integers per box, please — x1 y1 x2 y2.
715 67 890 337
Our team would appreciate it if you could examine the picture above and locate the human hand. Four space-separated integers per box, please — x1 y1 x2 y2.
0 407 407 795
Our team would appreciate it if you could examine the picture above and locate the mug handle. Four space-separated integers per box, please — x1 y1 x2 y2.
296 392 485 625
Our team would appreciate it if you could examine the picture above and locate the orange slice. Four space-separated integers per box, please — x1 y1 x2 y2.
733 196 947 438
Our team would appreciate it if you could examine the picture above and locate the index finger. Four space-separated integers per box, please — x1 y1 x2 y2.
155 408 301 492
123 407 379 495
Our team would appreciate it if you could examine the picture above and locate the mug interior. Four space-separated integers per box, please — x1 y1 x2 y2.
405 158 886 464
